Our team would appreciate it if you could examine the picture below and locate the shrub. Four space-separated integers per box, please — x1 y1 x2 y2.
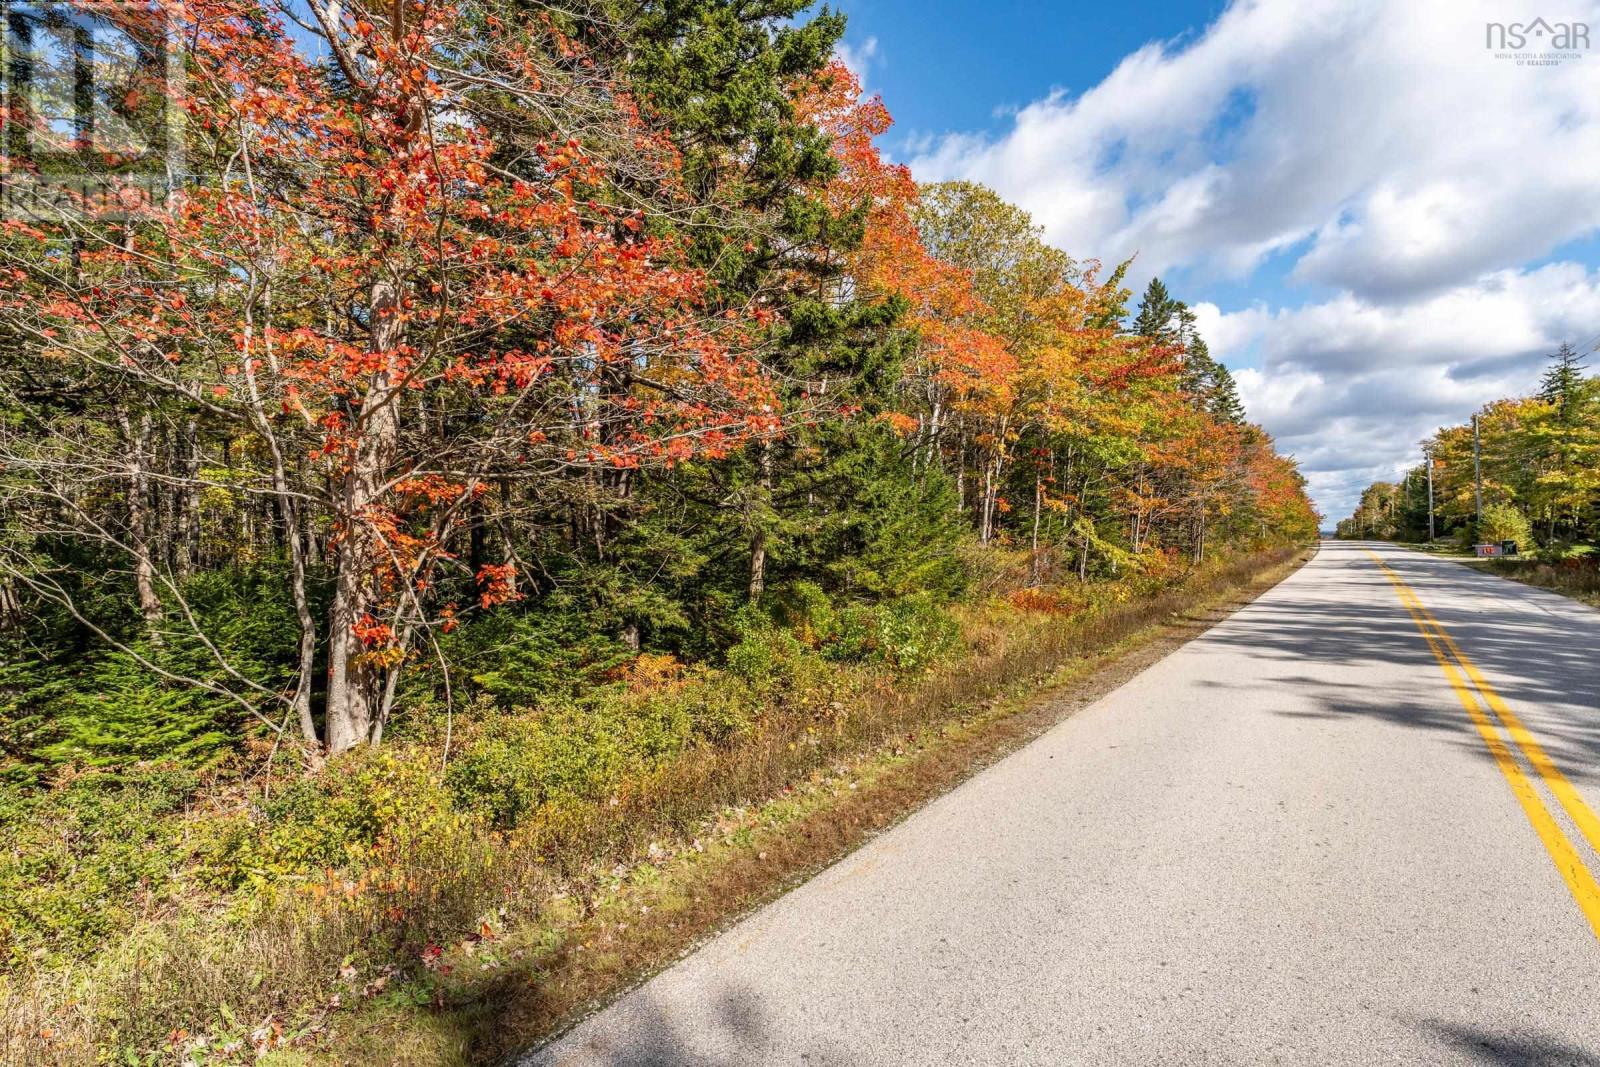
0 766 201 966
1008 587 1077 615
212 748 469 894
723 607 810 688
769 580 835 648
1477 502 1534 548
446 683 728 830
29 654 238 767
424 606 631 712
826 594 962 672
2 564 309 771
1535 540 1595 563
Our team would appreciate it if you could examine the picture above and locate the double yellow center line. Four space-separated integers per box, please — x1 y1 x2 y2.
1366 550 1600 940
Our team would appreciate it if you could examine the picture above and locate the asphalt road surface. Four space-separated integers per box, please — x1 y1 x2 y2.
522 542 1600 1066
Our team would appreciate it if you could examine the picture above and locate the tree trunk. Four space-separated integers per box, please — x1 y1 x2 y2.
955 418 966 514
118 408 163 637
325 277 403 754
1029 471 1043 586
980 446 1004 545
0 580 20 630
980 460 994 544
468 494 486 577
174 417 199 581
239 283 322 756
748 438 773 603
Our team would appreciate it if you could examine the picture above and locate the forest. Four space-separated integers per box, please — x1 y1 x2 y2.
1336 343 1600 564
0 0 1317 1060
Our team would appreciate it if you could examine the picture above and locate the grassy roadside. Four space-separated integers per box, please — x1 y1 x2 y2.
1393 540 1472 559
320 546 1313 1066
1450 556 1600 608
0 546 1310 1066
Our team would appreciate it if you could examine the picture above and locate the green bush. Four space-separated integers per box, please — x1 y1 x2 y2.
29 653 238 767
0 766 200 965
425 605 632 712
724 619 808 688
446 684 733 830
1535 540 1595 563
769 580 835 648
826 594 962 672
1478 503 1534 549
447 707 629 830
207 747 473 894
2 564 309 771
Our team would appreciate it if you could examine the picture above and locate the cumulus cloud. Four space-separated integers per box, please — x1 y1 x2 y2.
908 0 1600 517
1218 265 1600 513
912 0 1600 295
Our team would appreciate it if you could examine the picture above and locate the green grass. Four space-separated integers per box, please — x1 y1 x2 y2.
1393 540 1472 558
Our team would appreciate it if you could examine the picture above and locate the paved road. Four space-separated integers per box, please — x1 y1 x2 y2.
522 542 1600 1065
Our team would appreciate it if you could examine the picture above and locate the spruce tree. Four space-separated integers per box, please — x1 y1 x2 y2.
588 0 930 615
1085 258 1133 330
1209 364 1247 424
1133 277 1182 342
1541 342 1588 425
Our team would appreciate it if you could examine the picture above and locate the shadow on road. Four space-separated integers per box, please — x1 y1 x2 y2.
1412 1017 1600 1066
1193 542 1600 783
519 984 853 1066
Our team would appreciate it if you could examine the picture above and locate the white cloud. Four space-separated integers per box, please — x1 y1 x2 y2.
1219 264 1600 515
836 37 879 88
1189 301 1267 360
913 0 1600 294
908 0 1600 518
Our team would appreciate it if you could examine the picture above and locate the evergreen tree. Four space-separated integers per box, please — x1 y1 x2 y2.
552 0 906 621
1133 277 1182 342
1541 342 1589 425
1209 364 1247 424
1175 306 1212 395
1172 305 1239 420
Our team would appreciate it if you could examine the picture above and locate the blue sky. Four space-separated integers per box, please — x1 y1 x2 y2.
838 1 1226 142
835 0 1600 520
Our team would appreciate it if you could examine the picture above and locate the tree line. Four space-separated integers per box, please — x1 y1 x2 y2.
0 0 1318 772
1337 344 1600 549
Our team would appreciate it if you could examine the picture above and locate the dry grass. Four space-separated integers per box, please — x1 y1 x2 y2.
1 547 1309 1066
1465 555 1600 607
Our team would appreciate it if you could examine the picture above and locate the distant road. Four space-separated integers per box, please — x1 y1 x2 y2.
522 542 1600 1065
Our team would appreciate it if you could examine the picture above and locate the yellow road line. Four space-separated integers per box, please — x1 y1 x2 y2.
1402 591 1600 861
1365 549 1600 941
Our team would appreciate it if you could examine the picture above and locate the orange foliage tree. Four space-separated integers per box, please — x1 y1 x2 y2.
0 0 784 754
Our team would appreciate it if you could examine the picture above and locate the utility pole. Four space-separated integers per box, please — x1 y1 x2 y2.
1472 414 1483 531
1426 448 1435 541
